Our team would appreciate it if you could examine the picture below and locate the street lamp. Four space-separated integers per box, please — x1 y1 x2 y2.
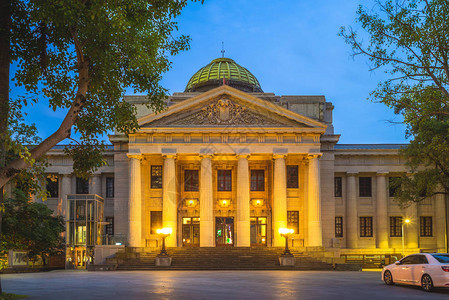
156 227 172 256
279 228 294 256
402 218 411 257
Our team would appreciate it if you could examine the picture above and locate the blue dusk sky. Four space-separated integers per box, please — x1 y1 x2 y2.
19 0 408 144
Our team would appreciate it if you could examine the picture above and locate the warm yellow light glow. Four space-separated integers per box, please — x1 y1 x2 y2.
404 219 411 224
156 228 173 235
222 200 227 205
189 200 194 205
256 200 261 205
279 228 294 235
262 238 266 242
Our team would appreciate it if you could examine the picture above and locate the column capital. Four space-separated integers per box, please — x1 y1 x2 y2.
346 171 359 176
236 154 250 160
199 154 214 159
162 154 177 160
127 154 143 160
307 153 322 160
376 171 389 176
273 154 286 160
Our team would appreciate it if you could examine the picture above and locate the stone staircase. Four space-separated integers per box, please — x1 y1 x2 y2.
106 247 359 271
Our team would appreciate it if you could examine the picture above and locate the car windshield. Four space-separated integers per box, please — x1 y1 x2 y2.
431 254 449 263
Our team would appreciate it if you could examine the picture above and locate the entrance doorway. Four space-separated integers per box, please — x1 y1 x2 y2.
182 217 200 246
215 217 234 246
250 217 267 246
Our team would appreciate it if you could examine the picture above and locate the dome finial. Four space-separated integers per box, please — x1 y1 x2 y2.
221 41 225 58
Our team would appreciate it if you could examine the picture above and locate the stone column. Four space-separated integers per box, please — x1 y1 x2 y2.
308 155 322 247
128 156 142 247
163 155 177 247
376 172 389 248
91 174 102 196
60 174 72 221
200 155 214 247
236 155 250 247
406 203 419 249
273 154 287 247
346 172 358 249
435 193 447 251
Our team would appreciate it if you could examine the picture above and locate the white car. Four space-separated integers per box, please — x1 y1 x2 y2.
382 253 449 291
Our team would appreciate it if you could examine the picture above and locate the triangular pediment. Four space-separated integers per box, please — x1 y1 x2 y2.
138 86 326 131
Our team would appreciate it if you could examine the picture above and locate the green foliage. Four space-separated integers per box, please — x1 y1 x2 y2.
340 0 449 205
1 189 65 265
3 0 201 185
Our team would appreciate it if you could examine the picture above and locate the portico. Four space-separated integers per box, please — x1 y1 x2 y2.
124 85 327 249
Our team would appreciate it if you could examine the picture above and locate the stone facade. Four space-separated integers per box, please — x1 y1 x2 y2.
16 74 448 258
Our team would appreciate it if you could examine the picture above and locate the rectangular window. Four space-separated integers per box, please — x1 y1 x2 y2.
335 217 343 237
287 211 299 234
184 170 199 192
359 177 372 197
150 211 163 235
389 177 400 197
390 216 402 237
46 175 59 198
105 217 114 235
250 170 265 191
287 166 299 188
151 166 163 189
106 177 114 198
360 217 373 237
76 177 89 194
217 170 232 191
334 177 342 197
420 216 433 237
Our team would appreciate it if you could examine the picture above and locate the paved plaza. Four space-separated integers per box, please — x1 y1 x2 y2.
3 270 449 299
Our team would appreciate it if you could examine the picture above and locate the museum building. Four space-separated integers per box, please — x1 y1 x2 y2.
21 57 448 267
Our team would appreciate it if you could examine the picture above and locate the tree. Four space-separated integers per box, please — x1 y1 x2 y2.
0 0 202 292
2 189 65 266
340 0 449 205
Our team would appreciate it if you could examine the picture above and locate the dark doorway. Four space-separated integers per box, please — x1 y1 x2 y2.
215 217 234 246
182 217 200 246
250 217 267 246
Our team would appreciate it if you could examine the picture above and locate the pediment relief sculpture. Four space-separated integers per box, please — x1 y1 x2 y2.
147 96 308 127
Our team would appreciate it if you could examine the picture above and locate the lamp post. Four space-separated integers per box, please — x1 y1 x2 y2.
156 228 172 257
401 219 410 257
279 228 294 256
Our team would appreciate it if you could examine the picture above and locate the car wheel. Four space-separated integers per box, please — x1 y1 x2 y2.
384 270 394 285
421 274 434 292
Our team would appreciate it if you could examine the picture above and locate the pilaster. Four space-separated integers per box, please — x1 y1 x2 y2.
200 154 214 247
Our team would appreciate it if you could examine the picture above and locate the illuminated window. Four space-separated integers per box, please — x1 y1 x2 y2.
420 216 433 237
184 170 199 191
46 175 59 198
335 217 343 237
151 166 163 189
217 170 232 191
150 211 162 235
359 177 372 197
106 177 114 198
76 177 89 194
334 177 342 197
105 217 114 235
287 166 299 188
287 211 299 234
250 170 265 191
390 216 402 237
360 217 373 237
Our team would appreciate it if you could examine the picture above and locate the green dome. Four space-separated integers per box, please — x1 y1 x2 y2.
185 57 263 93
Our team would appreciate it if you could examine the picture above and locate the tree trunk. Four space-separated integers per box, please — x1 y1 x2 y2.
0 0 11 294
